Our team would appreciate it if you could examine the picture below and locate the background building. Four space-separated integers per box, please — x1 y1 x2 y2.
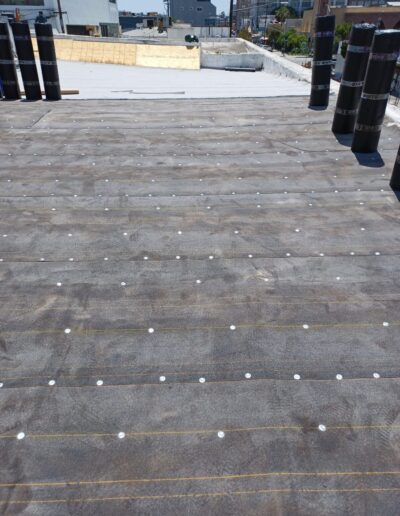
205 12 229 26
119 11 161 32
0 0 120 36
302 1 400 33
169 0 217 26
235 0 312 31
235 0 251 30
289 0 314 14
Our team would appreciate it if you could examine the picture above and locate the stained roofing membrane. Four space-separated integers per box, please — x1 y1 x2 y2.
0 97 399 514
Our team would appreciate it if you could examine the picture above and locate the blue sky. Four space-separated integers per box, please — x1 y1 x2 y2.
118 0 230 15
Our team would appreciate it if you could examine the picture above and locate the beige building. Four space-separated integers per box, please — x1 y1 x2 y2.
302 5 400 33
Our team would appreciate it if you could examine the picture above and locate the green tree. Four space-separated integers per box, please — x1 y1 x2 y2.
268 27 308 55
273 6 298 23
238 27 252 41
334 22 352 57
286 28 308 54
267 25 283 48
335 22 352 41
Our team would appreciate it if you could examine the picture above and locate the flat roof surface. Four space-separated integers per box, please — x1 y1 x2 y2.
0 96 400 515
53 60 310 99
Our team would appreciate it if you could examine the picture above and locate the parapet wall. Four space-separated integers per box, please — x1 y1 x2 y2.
32 35 201 70
243 40 313 82
201 40 264 70
243 40 400 126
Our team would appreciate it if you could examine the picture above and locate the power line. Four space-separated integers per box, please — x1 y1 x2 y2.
233 2 284 14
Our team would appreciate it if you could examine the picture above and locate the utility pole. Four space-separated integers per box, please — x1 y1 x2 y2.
315 0 330 16
164 0 170 17
229 0 234 37
56 0 65 33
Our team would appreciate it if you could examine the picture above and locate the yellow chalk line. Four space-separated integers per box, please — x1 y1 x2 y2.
2 366 399 384
2 487 400 504
1 354 398 377
0 423 399 441
1 352 398 375
1 320 399 336
0 470 399 489
6 295 400 315
1 376 400 391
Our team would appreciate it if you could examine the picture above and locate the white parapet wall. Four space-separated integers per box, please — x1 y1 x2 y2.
168 26 230 41
243 39 400 127
244 39 313 82
201 40 264 70
201 38 314 74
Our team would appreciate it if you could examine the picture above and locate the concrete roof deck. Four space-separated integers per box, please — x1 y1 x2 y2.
0 96 400 514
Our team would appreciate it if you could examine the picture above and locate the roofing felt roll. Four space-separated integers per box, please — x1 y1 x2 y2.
35 23 61 101
0 22 21 100
309 15 335 108
332 23 376 134
11 22 42 101
390 144 400 190
351 29 400 153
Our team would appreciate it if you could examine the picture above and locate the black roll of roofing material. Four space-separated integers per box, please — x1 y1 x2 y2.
390 144 400 190
34 23 61 101
309 15 335 108
351 30 400 153
0 22 21 100
11 22 42 101
332 23 376 134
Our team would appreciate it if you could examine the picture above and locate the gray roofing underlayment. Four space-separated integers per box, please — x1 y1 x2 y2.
0 96 400 515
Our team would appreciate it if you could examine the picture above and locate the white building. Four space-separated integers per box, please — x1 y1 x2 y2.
0 0 120 36
170 0 217 26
